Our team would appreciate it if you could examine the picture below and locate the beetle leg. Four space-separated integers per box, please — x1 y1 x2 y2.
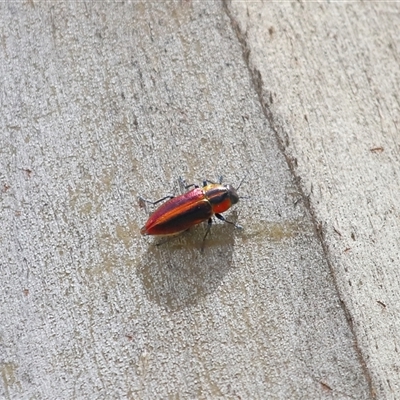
178 177 199 193
138 195 175 206
202 176 223 186
184 183 199 190
202 179 217 186
155 237 170 247
201 218 213 252
138 194 175 215
215 213 243 229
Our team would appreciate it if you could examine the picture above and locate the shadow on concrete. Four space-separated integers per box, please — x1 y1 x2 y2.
136 216 238 311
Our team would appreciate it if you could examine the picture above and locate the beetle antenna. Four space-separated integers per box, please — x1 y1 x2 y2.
236 174 248 191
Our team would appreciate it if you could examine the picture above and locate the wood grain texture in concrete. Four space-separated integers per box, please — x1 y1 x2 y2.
227 0 400 398
1 1 371 398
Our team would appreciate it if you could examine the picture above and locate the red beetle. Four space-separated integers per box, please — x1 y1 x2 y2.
140 180 242 249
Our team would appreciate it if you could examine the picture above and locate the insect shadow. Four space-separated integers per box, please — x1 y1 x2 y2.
136 212 239 311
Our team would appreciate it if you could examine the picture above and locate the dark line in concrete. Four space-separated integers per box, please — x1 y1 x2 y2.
222 1 376 398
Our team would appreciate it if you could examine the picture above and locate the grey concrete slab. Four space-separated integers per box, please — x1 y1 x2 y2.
227 0 400 398
1 1 370 399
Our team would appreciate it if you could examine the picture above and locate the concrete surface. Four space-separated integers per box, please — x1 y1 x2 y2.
227 0 400 398
1 0 394 398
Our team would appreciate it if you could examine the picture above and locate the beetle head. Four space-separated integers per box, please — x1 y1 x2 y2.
226 184 239 205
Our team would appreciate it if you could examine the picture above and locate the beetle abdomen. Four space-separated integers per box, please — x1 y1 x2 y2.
141 198 213 236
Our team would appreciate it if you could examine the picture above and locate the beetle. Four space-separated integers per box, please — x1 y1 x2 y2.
140 179 242 249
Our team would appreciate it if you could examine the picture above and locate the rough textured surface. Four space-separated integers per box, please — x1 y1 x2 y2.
227 0 400 398
1 1 371 399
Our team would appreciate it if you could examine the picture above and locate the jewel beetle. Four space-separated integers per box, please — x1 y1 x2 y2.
140 179 242 249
